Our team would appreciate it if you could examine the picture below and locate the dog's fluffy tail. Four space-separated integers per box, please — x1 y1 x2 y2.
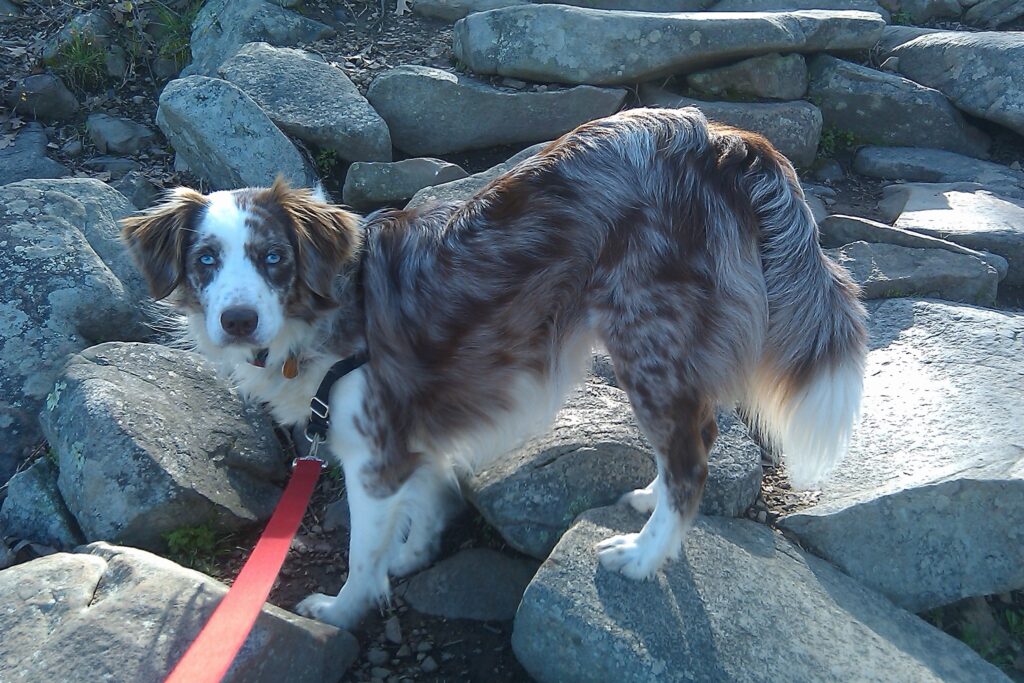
741 148 868 490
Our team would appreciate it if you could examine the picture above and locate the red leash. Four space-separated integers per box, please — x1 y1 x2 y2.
165 456 324 683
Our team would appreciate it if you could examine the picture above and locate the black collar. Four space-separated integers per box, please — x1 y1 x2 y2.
304 352 368 446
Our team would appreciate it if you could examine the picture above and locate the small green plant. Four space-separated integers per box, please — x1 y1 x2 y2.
45 447 59 467
316 149 339 176
818 128 858 158
1003 607 1024 641
164 524 219 572
48 30 107 94
152 0 202 71
890 10 914 25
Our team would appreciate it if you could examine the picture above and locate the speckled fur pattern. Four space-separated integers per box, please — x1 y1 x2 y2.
122 107 867 628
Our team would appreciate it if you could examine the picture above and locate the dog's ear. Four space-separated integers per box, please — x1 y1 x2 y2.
269 176 362 308
120 187 208 300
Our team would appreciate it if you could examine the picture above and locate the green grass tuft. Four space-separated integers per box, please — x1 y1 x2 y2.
48 30 108 94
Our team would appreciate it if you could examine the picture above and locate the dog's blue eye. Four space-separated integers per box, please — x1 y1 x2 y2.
266 252 281 265
199 254 216 266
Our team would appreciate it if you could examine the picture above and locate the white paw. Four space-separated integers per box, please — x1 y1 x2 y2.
295 593 359 630
620 487 657 515
596 533 661 581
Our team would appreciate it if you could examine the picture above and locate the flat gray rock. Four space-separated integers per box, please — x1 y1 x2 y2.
827 240 998 305
85 113 156 156
641 85 821 166
185 0 334 76
0 543 358 682
0 122 69 186
883 183 1024 286
819 213 1009 280
513 506 1007 683
407 143 548 208
852 146 1024 200
780 299 1024 612
452 6 885 85
0 458 83 550
686 53 808 101
401 548 538 621
219 42 392 163
464 382 761 559
0 179 148 484
808 55 989 158
343 158 467 209
883 31 1024 137
4 74 78 122
156 76 316 190
40 343 287 550
367 65 625 155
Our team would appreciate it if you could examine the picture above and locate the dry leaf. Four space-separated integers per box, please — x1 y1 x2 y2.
0 133 16 150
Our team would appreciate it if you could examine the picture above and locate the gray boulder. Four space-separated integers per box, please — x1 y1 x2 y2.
882 183 1024 286
882 31 1024 137
640 85 822 167
807 55 989 158
827 241 998 305
852 146 1024 200
407 143 548 208
711 0 889 15
0 179 148 484
185 0 334 76
464 382 761 560
964 0 1024 27
219 43 392 163
885 0 962 21
367 65 626 156
86 113 157 155
343 158 468 209
513 506 1007 683
156 76 317 191
0 122 69 186
0 458 83 550
5 74 79 122
819 214 1009 280
452 6 886 85
413 0 525 21
0 543 358 682
401 548 538 621
40 343 287 550
686 53 808 101
41 10 115 61
780 298 1024 612
111 171 161 209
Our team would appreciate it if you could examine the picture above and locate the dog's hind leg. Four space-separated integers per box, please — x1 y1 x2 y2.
387 462 461 578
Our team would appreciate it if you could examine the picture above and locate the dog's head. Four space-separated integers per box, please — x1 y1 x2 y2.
121 177 361 349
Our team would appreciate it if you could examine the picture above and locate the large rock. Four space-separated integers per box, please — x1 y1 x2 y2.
780 299 1024 612
0 179 148 484
401 548 538 621
452 6 886 85
964 0 1024 28
640 85 821 167
464 382 761 559
343 158 467 209
686 53 808 101
881 183 1024 286
39 343 287 550
0 458 83 550
185 0 334 76
0 543 358 681
413 0 524 21
885 0 962 22
366 65 626 156
218 43 392 163
808 55 989 158
0 122 69 186
156 76 316 191
827 241 998 305
513 506 1006 683
882 31 1024 137
852 146 1024 200
407 143 548 208
5 74 79 122
711 0 889 14
819 213 1009 280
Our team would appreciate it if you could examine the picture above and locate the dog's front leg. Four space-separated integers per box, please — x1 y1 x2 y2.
296 445 401 630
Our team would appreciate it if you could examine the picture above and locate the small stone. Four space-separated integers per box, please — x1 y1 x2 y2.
416 641 433 653
370 666 391 679
396 644 411 658
367 648 389 666
1012 161 1022 171
384 615 402 644
756 510 768 523
6 74 79 122
322 498 349 532
62 140 84 157
420 657 439 673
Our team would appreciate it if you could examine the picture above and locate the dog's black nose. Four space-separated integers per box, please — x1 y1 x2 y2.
221 307 259 338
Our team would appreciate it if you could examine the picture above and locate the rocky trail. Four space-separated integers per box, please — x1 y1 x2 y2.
2 0 1024 681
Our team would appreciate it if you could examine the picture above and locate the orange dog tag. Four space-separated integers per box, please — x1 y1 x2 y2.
282 356 299 379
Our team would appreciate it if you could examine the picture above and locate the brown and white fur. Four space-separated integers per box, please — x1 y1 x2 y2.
121 107 867 630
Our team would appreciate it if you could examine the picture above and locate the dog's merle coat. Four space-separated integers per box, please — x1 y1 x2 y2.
122 108 866 629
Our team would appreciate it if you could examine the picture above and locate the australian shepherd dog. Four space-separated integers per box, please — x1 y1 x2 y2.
121 107 866 629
